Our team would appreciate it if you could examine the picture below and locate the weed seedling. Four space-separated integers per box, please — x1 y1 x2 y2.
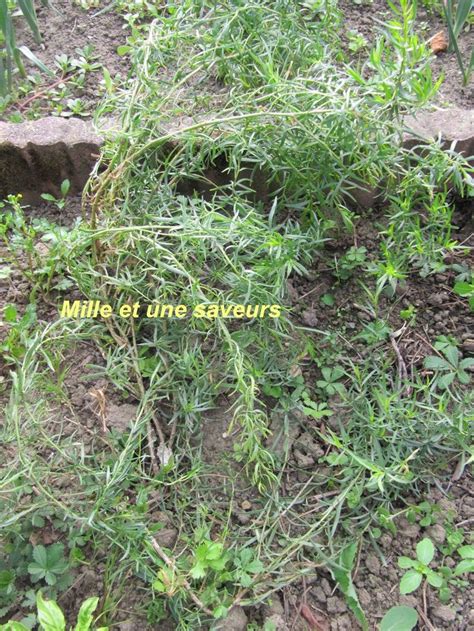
41 179 71 210
316 366 347 397
333 246 367 281
398 537 442 593
423 337 474 389
453 277 474 311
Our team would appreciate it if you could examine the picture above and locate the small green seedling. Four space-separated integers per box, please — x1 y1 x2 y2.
354 320 391 345
423 337 474 389
398 538 442 594
41 179 70 209
333 246 367 281
189 540 228 580
400 304 416 322
320 293 335 307
232 548 264 587
301 392 334 419
453 544 474 576
347 30 368 52
406 500 439 527
430 543 473 603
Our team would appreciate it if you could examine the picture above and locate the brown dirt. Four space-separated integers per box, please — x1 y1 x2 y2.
7 1 129 119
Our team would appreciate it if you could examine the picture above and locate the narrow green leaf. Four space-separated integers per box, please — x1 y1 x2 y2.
74 596 99 631
17 45 54 76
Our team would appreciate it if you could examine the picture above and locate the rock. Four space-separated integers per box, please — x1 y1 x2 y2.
0 117 103 204
301 307 319 327
397 518 420 539
337 613 354 630
294 432 324 459
321 577 332 596
327 596 346 614
427 292 444 306
154 527 177 549
293 448 315 468
263 596 285 618
234 510 250 525
365 553 381 575
106 403 138 432
403 108 474 161
432 605 456 623
312 585 327 603
426 523 446 545
462 339 474 354
380 534 393 548
214 606 248 631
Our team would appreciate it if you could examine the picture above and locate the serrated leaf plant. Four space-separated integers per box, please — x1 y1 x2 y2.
27 544 69 587
423 337 474 389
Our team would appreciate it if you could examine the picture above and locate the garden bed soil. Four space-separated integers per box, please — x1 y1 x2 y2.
1 1 473 630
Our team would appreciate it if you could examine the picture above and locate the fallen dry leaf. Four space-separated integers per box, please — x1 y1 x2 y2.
89 387 108 433
429 30 448 55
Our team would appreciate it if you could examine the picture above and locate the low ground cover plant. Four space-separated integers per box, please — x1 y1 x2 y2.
1 0 472 628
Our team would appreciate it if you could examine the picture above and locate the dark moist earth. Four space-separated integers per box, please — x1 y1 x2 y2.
1 2 473 631
8 1 129 118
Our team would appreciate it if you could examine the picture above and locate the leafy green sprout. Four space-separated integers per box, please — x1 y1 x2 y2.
400 304 417 322
41 179 71 209
333 246 367 281
398 537 443 594
380 605 418 631
392 539 474 614
453 278 474 311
